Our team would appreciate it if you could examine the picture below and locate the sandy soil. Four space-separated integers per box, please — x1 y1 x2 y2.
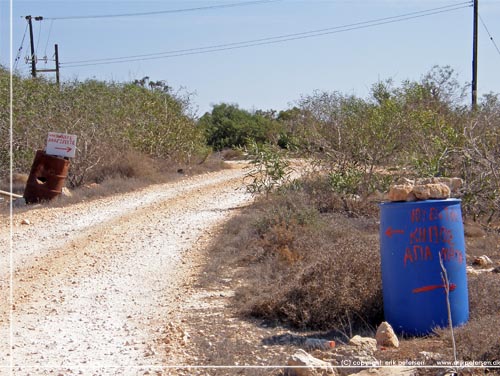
0 164 253 376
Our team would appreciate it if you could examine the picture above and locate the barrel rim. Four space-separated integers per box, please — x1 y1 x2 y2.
379 198 461 207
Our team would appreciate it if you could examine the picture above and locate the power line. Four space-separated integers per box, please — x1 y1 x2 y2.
43 20 54 57
63 2 471 66
13 23 28 70
64 2 471 65
61 2 471 68
44 0 280 21
479 14 500 58
35 18 42 56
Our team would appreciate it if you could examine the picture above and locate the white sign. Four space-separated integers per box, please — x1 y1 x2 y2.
46 132 77 158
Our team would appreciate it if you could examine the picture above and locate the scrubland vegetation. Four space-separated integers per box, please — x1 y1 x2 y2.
2 65 500 361
2 65 499 218
201 66 500 362
198 66 500 221
0 68 210 188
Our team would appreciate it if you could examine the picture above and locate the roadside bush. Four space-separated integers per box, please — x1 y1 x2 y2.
293 173 382 218
460 96 500 222
219 148 245 160
207 178 383 333
85 149 158 184
452 315 500 362
328 166 363 196
1 68 209 187
244 141 294 197
248 218 383 332
289 66 499 222
295 68 467 171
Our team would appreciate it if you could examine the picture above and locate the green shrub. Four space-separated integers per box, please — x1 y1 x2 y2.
290 66 499 222
244 141 294 196
1 68 208 186
328 166 363 195
198 103 283 150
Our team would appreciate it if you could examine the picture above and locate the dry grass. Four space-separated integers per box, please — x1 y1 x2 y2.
0 173 29 195
219 148 247 161
0 153 227 213
435 273 500 362
204 176 383 335
240 214 383 334
202 172 500 367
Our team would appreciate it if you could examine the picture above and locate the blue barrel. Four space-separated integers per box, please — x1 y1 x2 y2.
379 198 468 335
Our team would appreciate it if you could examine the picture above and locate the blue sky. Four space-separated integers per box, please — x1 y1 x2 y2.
1 0 499 116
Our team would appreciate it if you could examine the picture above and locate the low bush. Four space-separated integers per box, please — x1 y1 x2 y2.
1 68 210 187
436 274 500 362
452 314 500 362
84 150 158 184
206 177 383 333
244 141 294 197
243 213 383 332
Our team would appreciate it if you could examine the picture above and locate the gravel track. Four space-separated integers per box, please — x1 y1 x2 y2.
0 165 253 375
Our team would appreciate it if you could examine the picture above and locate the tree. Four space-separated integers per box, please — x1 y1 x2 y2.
198 103 282 150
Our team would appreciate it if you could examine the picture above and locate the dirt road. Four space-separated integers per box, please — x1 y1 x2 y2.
0 164 253 375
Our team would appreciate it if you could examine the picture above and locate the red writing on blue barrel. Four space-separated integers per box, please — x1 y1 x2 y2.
403 246 464 266
401 206 464 267
411 206 461 224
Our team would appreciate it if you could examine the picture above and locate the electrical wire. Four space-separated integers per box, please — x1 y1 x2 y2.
44 0 280 20
64 2 470 65
13 23 28 70
479 14 500 58
35 18 42 56
61 2 471 68
43 19 54 57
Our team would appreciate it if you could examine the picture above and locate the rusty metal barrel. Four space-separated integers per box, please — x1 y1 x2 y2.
23 150 70 203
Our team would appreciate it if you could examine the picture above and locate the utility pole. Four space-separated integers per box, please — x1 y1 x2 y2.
25 15 37 78
36 44 61 85
24 15 60 85
55 44 60 85
25 15 44 78
472 0 478 109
